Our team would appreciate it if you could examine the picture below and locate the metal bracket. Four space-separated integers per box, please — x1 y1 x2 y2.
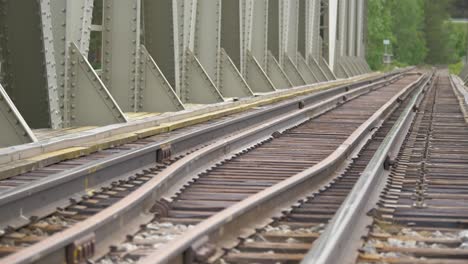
297 54 318 84
266 51 293 89
182 50 225 104
308 57 329 82
320 58 337 80
0 83 37 147
139 46 185 112
218 49 254 98
246 51 277 93
283 55 307 86
64 43 127 127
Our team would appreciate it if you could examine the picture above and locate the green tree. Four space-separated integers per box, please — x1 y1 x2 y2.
424 0 452 64
366 0 393 69
390 0 427 65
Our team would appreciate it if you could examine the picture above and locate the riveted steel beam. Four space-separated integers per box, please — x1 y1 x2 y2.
175 0 226 103
221 0 242 72
242 0 277 92
268 0 281 63
348 0 357 57
285 0 299 64
101 0 141 112
0 83 37 147
248 0 268 70
193 0 221 87
63 43 127 127
307 0 321 62
0 0 61 129
301 0 327 82
356 0 365 58
143 0 179 94
101 0 184 112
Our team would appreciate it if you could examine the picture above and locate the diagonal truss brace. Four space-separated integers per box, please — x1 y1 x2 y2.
139 46 185 112
0 83 37 147
63 43 128 127
246 51 277 93
218 49 254 98
182 50 225 104
297 54 318 84
284 55 307 86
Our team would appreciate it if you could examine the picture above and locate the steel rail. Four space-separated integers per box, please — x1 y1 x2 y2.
1 72 417 264
0 70 407 231
134 74 428 264
301 71 435 264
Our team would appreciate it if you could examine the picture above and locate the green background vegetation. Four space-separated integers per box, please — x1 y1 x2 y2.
367 0 468 72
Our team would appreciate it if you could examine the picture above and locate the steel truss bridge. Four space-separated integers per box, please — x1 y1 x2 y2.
1 1 468 264
1 0 369 147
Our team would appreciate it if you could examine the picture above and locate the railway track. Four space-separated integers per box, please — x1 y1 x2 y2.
356 73 468 264
89 74 425 264
207 78 419 264
0 71 421 264
0 72 404 232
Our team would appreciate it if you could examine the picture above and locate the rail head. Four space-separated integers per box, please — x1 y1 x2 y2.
301 72 434 264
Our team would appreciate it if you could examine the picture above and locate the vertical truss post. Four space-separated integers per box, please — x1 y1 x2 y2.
286 0 299 64
0 0 61 129
268 0 280 63
178 0 225 103
280 0 307 86
266 0 292 89
356 0 364 58
59 0 126 127
102 0 140 112
102 0 184 112
304 0 329 82
143 0 179 94
64 43 127 127
347 0 356 58
243 0 276 92
0 83 37 147
328 0 337 71
196 0 252 98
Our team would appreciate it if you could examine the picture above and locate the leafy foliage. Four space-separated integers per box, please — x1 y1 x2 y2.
367 0 468 70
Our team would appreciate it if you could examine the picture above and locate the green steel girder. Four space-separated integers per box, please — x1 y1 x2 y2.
143 0 178 93
0 0 61 129
101 0 184 113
